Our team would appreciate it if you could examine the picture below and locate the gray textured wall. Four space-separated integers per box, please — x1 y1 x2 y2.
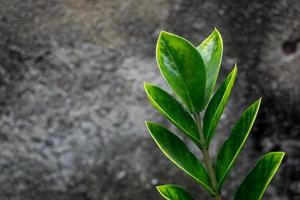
0 0 299 199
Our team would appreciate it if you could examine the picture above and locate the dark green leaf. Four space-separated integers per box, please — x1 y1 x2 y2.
157 184 195 200
156 31 206 112
234 152 285 200
215 99 261 190
197 28 223 107
203 66 237 146
145 122 214 195
144 83 200 147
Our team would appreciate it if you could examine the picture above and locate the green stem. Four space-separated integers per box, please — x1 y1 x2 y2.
194 113 222 200
202 149 221 200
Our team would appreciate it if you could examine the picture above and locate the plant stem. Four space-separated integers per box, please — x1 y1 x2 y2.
202 148 221 200
194 113 222 200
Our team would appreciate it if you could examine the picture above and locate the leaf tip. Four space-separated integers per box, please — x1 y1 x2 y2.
272 151 286 159
159 30 173 40
212 28 223 45
232 64 238 75
143 81 148 86
256 97 262 108
156 31 168 55
156 185 167 197
213 27 221 36
258 97 262 103
145 121 160 132
143 81 151 91
233 63 238 69
264 151 286 163
158 31 188 45
145 121 157 137
144 121 153 130
156 185 163 190
249 97 262 111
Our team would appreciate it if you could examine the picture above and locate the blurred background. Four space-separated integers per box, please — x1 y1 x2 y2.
0 0 299 199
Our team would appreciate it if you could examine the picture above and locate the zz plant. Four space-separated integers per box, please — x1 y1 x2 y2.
144 29 285 200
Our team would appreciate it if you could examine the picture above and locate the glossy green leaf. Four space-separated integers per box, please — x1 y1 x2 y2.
144 83 200 147
156 31 206 112
197 28 223 107
234 152 285 200
157 184 195 200
145 122 214 195
203 66 237 146
215 98 261 190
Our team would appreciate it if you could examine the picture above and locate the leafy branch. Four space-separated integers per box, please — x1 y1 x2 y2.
144 29 285 200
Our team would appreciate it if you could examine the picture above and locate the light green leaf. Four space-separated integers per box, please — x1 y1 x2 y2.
156 31 206 112
234 152 285 200
157 184 195 200
215 98 261 190
203 66 237 146
145 122 214 195
144 83 200 147
197 28 223 107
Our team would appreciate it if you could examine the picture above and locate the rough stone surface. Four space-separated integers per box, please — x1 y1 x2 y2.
0 0 299 199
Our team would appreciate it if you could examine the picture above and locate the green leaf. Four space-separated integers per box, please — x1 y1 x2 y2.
215 98 261 190
144 83 200 147
145 122 214 195
234 152 285 200
197 28 223 107
157 184 195 200
203 66 237 146
156 31 206 112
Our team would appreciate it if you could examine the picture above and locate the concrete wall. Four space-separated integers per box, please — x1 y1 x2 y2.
0 0 299 199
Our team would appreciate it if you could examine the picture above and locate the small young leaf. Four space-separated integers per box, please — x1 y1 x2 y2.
157 184 195 200
145 122 214 195
156 31 206 112
233 152 285 200
197 28 223 107
144 83 200 147
215 98 261 190
203 66 237 146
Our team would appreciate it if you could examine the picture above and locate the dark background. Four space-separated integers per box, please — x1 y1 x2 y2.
0 0 299 199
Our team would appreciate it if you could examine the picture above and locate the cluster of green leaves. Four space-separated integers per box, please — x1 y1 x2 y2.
144 29 285 200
